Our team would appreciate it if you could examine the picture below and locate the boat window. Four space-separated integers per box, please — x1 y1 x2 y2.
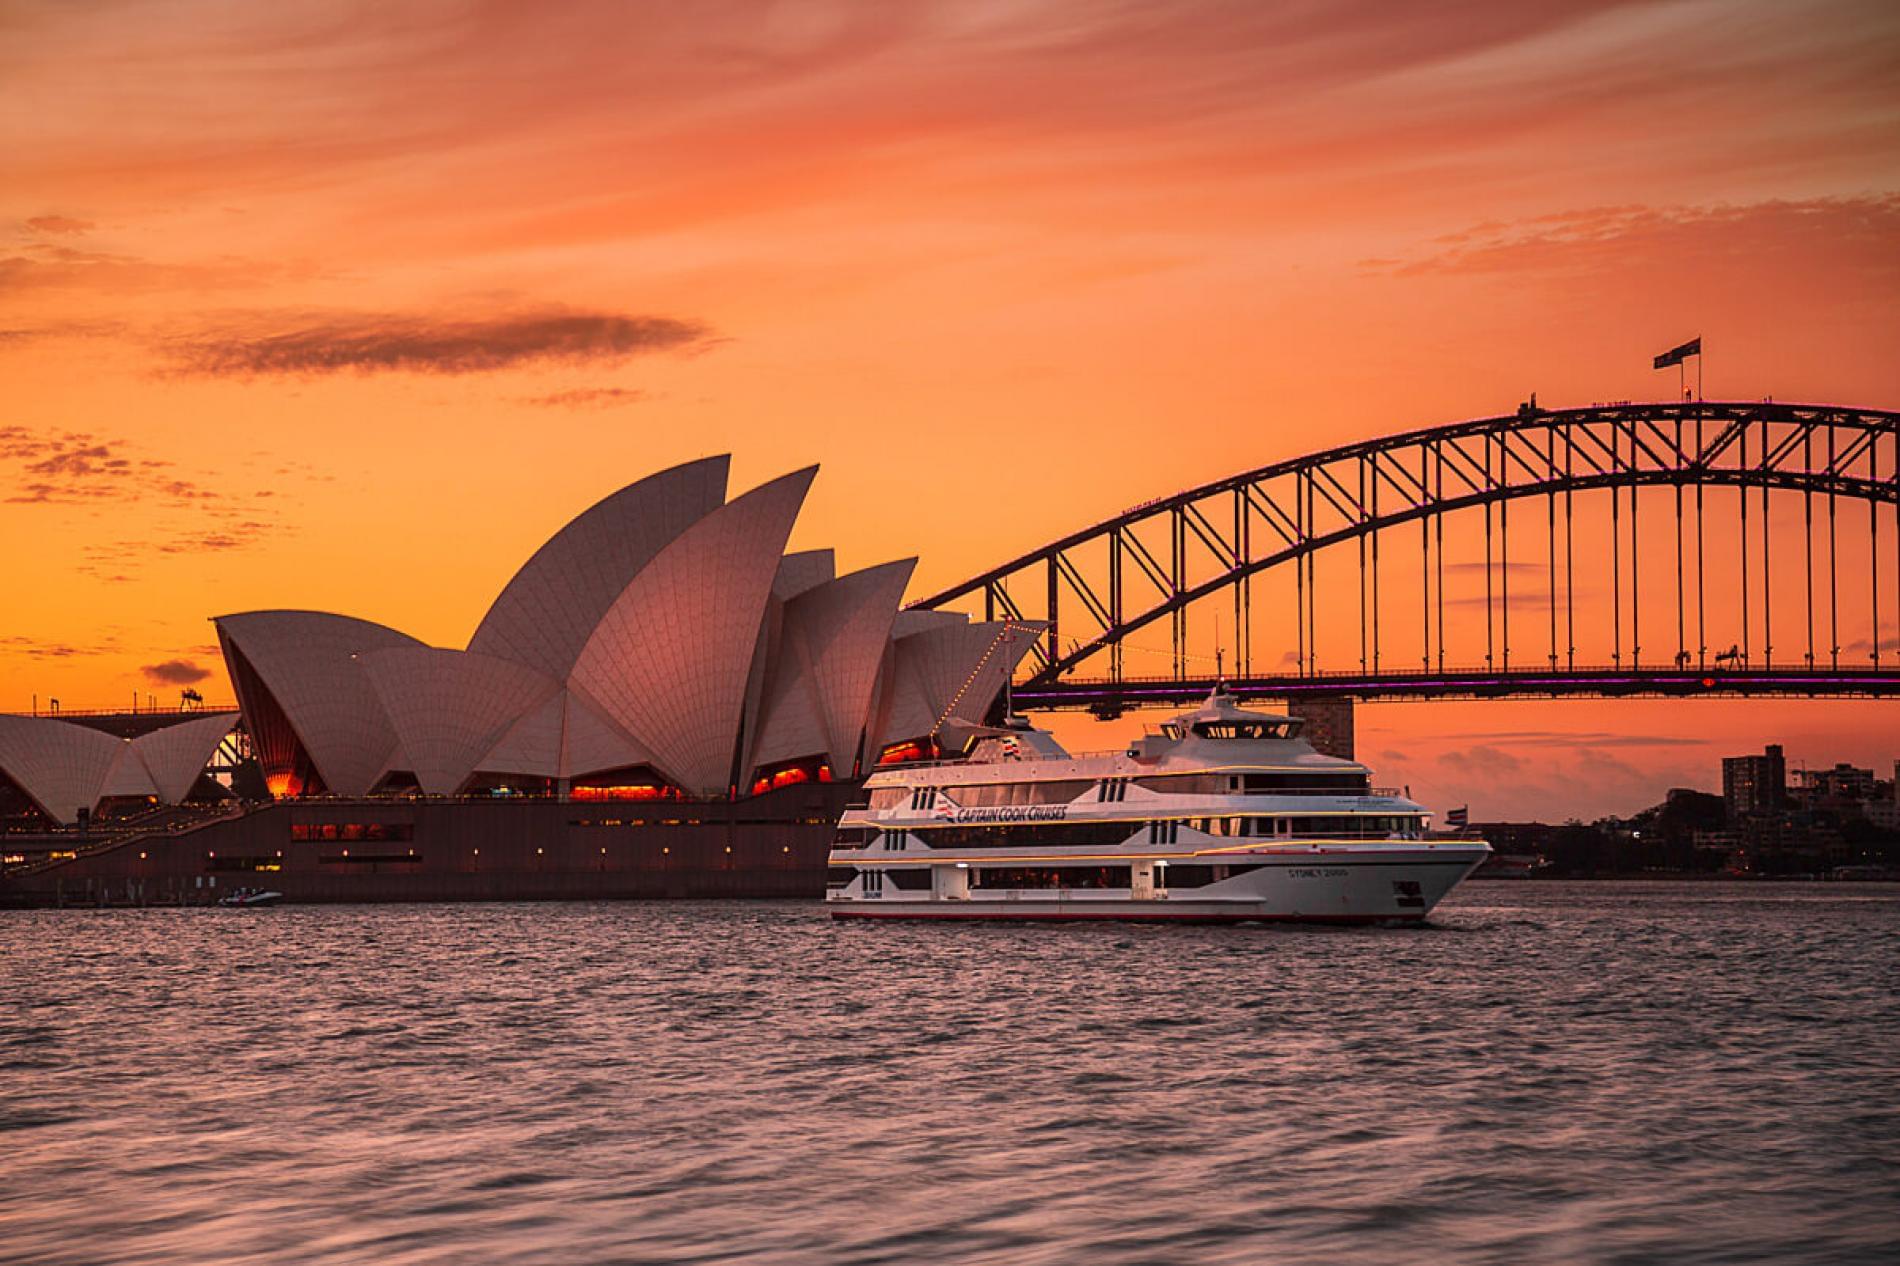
1158 863 1266 888
885 868 932 890
868 788 907 810
911 822 1141 850
969 865 1133 890
953 779 1092 808
1133 775 1222 795
1189 721 1297 740
1275 814 1421 838
831 826 879 849
1240 772 1371 793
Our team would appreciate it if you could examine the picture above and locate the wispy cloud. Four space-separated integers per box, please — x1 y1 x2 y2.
167 309 714 377
77 521 280 579
1436 744 1523 776
1377 197 1900 281
0 427 223 507
0 635 112 659
1442 560 1547 575
2 424 296 579
140 658 212 684
519 386 651 409
24 214 94 236
1425 730 1708 749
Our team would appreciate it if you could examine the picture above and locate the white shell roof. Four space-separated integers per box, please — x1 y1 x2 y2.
476 688 567 779
131 712 238 803
468 456 729 680
470 686 657 782
361 647 563 794
891 609 967 637
0 715 127 823
99 740 158 800
150 458 1039 805
560 688 657 778
569 467 816 795
750 559 915 774
214 610 425 797
773 550 835 601
877 620 1044 748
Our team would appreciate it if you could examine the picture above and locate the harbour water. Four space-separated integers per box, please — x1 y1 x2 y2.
2 882 1896 1264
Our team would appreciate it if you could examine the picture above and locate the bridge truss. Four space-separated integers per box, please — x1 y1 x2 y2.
916 401 1899 713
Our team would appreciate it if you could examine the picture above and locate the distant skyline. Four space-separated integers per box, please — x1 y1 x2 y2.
4 0 1897 819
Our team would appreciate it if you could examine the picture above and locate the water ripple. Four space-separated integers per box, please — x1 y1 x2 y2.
1 882 1897 1264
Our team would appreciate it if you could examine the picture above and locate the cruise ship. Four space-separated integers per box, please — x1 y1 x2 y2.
826 691 1489 923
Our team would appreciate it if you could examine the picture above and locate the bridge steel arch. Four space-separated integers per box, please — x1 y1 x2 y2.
915 401 1899 710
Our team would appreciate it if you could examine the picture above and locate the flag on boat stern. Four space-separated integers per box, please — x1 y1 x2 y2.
1653 337 1701 369
1446 805 1469 830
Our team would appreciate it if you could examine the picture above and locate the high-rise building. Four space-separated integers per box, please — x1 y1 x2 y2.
1722 743 1786 819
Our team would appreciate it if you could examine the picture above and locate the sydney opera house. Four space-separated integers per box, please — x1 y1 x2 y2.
1 458 1038 904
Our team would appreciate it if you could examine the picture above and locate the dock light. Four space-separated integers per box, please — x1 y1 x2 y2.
139 852 146 860
536 847 543 855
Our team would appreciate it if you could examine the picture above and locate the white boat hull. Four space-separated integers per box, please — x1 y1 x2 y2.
828 850 1487 924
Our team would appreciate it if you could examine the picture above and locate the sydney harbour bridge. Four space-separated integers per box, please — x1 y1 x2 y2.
917 400 1899 724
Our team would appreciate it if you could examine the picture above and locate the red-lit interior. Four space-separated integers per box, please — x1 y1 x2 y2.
570 784 679 802
877 739 937 766
747 759 833 797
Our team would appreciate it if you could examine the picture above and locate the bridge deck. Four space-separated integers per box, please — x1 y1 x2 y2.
1013 665 1900 713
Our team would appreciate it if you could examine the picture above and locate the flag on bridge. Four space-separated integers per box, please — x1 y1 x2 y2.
1653 337 1701 369
1446 805 1469 830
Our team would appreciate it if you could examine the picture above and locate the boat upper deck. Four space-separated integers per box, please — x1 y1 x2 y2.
866 689 1378 792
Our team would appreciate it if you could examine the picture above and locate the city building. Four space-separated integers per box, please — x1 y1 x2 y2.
1722 743 1786 819
1793 762 1878 804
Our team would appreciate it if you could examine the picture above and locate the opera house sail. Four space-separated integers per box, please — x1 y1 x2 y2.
1 458 1041 905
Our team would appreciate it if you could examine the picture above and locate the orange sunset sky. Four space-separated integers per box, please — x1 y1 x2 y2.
3 0 1897 820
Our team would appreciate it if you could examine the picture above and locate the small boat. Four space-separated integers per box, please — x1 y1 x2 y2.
826 689 1490 923
217 887 283 907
